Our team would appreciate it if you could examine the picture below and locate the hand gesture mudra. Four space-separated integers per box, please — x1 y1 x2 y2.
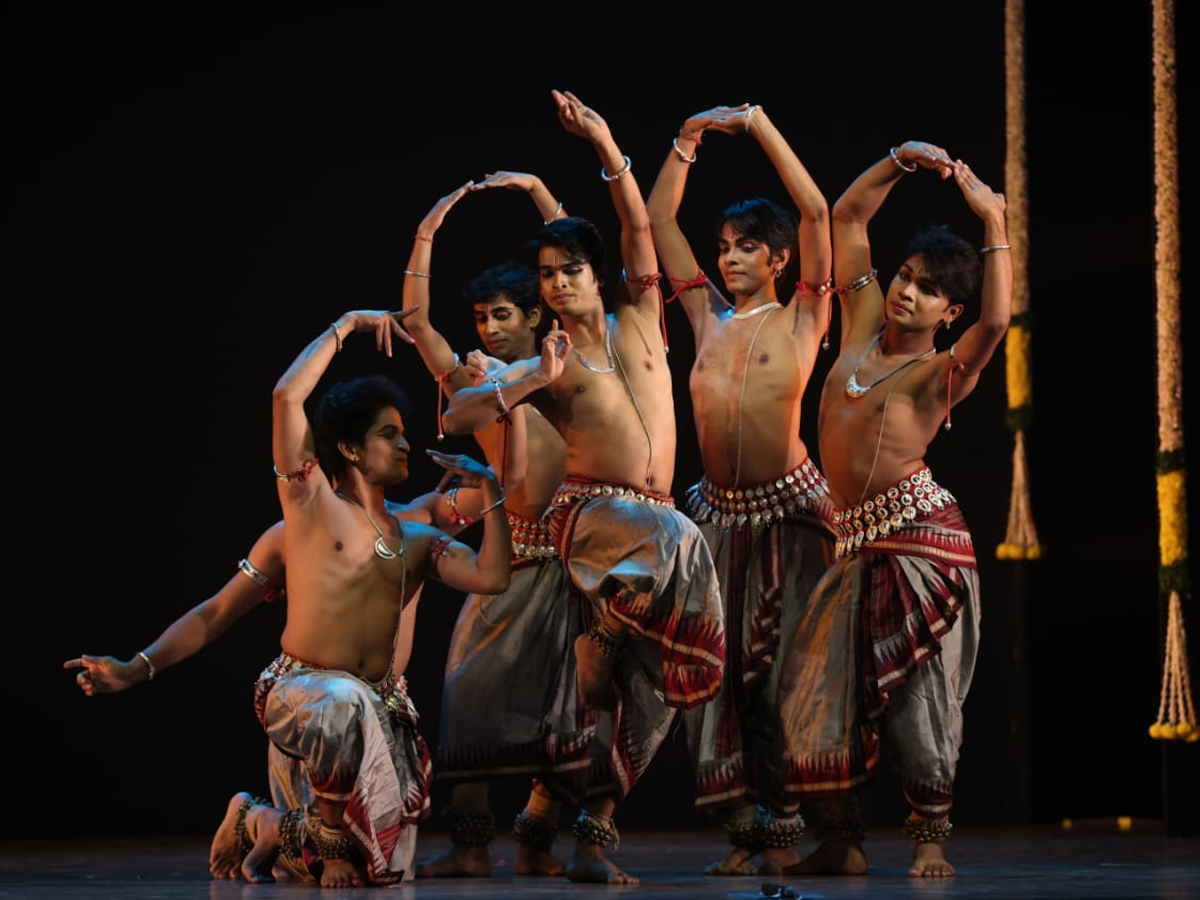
551 89 611 144
539 320 571 383
426 449 497 491
471 171 537 193
63 653 141 696
464 348 506 386
895 141 956 180
341 309 417 355
681 103 752 141
417 180 475 237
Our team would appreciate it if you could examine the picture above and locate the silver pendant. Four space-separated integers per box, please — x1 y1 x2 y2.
845 373 871 398
374 536 398 560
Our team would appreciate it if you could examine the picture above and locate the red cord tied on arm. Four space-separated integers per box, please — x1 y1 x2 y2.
273 458 318 483
622 269 669 352
797 276 835 349
434 353 461 441
660 269 710 353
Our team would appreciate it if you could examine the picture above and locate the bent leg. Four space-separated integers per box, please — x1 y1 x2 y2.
574 613 627 708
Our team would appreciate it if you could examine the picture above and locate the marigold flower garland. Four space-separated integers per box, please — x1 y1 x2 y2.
1148 0 1195 742
995 0 1044 562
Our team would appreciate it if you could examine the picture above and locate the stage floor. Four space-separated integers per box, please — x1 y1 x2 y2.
3 823 1197 900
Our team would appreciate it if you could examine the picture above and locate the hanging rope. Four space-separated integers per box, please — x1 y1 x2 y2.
995 0 1044 561
1148 0 1195 743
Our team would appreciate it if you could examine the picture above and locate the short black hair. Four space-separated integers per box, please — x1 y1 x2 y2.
903 224 982 309
717 197 799 282
462 261 541 318
314 374 410 481
528 216 608 289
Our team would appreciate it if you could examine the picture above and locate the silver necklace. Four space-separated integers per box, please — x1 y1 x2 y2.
337 492 403 560
846 330 935 399
572 324 616 374
733 303 779 484
731 300 782 320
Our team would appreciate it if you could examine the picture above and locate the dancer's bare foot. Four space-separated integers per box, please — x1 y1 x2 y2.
415 844 494 877
514 842 565 876
781 839 867 876
909 841 955 877
574 628 621 708
210 792 255 879
319 856 364 889
566 842 638 884
759 846 802 875
703 846 759 875
241 805 283 883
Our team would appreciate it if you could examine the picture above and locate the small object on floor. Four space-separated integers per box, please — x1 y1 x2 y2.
761 883 800 899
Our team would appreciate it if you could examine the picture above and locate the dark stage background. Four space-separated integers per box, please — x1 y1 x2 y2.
11 3 1196 840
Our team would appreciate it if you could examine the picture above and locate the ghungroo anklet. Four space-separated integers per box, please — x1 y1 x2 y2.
445 806 495 847
571 810 620 849
724 806 769 849
902 814 953 843
234 796 272 854
277 808 305 866
815 815 866 843
308 814 355 861
587 622 622 658
512 811 558 852
760 815 805 849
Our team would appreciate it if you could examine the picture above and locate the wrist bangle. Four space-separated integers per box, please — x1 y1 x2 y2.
744 104 760 134
600 155 632 182
136 651 156 682
328 322 343 353
479 494 507 516
980 244 1012 254
671 137 697 164
403 269 430 278
414 232 433 243
889 147 918 173
544 200 563 225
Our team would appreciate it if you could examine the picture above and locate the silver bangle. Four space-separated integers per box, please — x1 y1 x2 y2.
600 155 632 182
889 147 918 173
980 244 1012 254
745 104 761 134
544 200 564 225
671 137 696 164
479 493 507 516
136 651 156 682
403 269 430 278
238 557 270 587
328 322 342 353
